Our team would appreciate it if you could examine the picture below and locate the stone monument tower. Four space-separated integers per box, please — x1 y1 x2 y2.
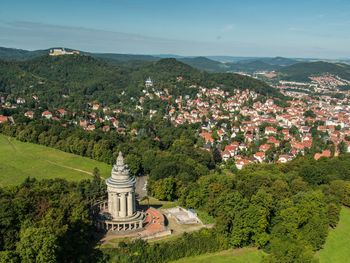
103 152 145 231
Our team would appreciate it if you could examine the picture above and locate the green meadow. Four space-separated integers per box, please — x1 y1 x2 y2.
171 248 264 263
318 207 350 263
0 134 110 187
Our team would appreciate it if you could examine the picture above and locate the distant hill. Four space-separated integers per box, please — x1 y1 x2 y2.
235 57 299 66
280 61 350 81
130 58 284 99
179 56 300 73
0 47 48 60
87 52 159 62
178 57 230 72
177 56 300 73
0 46 160 63
0 47 297 73
228 60 281 72
0 54 130 109
206 56 253 63
263 56 299 66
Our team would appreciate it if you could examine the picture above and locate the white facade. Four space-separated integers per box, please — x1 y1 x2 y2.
145 77 153 87
101 152 145 232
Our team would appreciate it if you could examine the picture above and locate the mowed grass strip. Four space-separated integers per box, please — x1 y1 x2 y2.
171 248 264 263
0 135 110 186
318 207 350 263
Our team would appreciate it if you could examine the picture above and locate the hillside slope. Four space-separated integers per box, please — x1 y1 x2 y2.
178 57 230 72
0 55 283 109
0 47 48 60
280 61 350 81
0 135 110 186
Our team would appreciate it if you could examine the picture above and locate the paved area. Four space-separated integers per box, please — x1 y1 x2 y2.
135 175 148 199
99 207 168 246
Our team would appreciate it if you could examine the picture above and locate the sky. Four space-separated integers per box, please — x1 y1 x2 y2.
0 0 349 58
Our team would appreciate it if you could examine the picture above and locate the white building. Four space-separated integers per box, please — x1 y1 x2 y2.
98 152 145 232
49 48 80 56
145 77 153 87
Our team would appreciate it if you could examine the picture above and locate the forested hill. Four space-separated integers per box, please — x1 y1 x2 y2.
0 46 160 62
125 58 282 98
0 54 283 109
280 61 350 81
178 56 230 72
0 47 48 60
0 55 130 109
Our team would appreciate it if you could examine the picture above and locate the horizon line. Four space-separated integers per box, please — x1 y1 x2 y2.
0 45 349 61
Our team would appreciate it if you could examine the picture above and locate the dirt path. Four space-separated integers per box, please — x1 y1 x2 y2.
45 160 93 176
6 137 17 152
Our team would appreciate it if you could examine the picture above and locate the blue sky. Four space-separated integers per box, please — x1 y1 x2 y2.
0 0 349 58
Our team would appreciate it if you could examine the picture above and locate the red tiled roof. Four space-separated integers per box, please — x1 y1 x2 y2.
314 149 331 160
0 115 8 123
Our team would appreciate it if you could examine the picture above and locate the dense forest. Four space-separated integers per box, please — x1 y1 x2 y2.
0 176 106 263
0 54 283 110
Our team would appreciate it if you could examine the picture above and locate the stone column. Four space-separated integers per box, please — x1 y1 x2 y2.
108 192 113 214
132 192 136 212
114 193 119 218
127 192 133 216
116 194 120 217
120 193 126 217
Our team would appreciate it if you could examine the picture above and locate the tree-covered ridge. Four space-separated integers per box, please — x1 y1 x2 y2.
0 54 283 110
178 56 230 72
280 61 350 82
1 55 119 109
0 46 160 62
0 47 298 73
131 58 282 98
0 47 48 61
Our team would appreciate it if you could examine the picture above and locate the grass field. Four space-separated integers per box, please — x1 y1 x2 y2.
171 248 264 263
139 196 178 209
318 207 350 263
0 135 111 186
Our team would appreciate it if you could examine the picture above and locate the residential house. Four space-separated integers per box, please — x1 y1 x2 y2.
41 111 52 119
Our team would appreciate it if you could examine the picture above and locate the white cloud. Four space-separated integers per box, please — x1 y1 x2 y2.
220 24 235 33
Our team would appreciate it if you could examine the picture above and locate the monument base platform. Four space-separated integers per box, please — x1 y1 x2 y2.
96 211 145 233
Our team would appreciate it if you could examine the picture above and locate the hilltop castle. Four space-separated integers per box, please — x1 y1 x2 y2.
49 48 80 56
